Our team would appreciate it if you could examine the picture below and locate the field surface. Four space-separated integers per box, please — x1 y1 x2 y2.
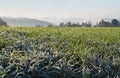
0 27 120 78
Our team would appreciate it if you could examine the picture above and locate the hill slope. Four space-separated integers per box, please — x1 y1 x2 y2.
1 17 53 26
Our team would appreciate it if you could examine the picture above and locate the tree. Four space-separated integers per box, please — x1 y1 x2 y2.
82 21 92 27
66 21 72 27
59 22 65 27
111 19 119 27
72 22 82 27
0 18 8 26
98 20 106 27
97 19 111 27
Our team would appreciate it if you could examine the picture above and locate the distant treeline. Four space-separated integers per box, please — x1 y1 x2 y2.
0 17 120 27
59 19 120 27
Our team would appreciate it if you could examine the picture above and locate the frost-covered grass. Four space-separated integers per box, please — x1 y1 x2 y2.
0 27 120 78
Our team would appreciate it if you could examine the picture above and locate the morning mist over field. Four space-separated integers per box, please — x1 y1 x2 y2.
0 0 120 25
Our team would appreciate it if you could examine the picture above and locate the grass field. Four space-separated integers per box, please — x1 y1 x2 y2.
0 27 120 78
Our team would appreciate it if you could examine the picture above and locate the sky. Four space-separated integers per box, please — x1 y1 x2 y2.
0 0 120 23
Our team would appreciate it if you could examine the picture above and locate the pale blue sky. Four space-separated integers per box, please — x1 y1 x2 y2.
0 0 120 19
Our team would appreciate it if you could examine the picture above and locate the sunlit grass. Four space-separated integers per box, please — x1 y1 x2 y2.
0 26 120 78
